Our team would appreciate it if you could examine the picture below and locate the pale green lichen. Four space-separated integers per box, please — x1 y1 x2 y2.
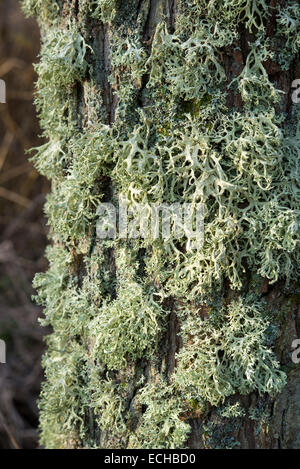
177 0 270 34
110 35 147 118
90 249 164 369
128 379 190 449
276 1 300 70
230 38 282 108
35 26 90 139
90 0 117 23
39 342 87 449
218 402 246 419
115 107 300 298
26 0 298 450
87 373 128 448
22 0 60 24
174 296 286 407
43 125 114 242
148 21 236 102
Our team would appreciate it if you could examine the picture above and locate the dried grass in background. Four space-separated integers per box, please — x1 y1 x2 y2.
0 0 49 449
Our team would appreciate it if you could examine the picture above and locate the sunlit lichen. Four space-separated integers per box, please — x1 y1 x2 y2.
22 0 60 24
90 0 117 23
174 297 286 406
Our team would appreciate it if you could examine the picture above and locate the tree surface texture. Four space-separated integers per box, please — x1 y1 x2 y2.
23 0 300 449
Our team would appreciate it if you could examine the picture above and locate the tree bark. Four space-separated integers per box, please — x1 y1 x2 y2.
26 0 300 449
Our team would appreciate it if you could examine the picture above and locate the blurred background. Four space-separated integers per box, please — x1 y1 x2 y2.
0 0 48 449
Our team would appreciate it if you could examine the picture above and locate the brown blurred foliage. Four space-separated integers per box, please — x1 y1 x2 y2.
0 0 49 449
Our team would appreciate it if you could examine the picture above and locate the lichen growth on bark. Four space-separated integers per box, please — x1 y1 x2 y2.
24 0 300 449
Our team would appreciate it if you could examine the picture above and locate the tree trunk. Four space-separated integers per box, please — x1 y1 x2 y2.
23 0 300 449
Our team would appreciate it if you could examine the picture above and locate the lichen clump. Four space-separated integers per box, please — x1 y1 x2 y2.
23 0 300 449
174 297 286 407
22 0 60 25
